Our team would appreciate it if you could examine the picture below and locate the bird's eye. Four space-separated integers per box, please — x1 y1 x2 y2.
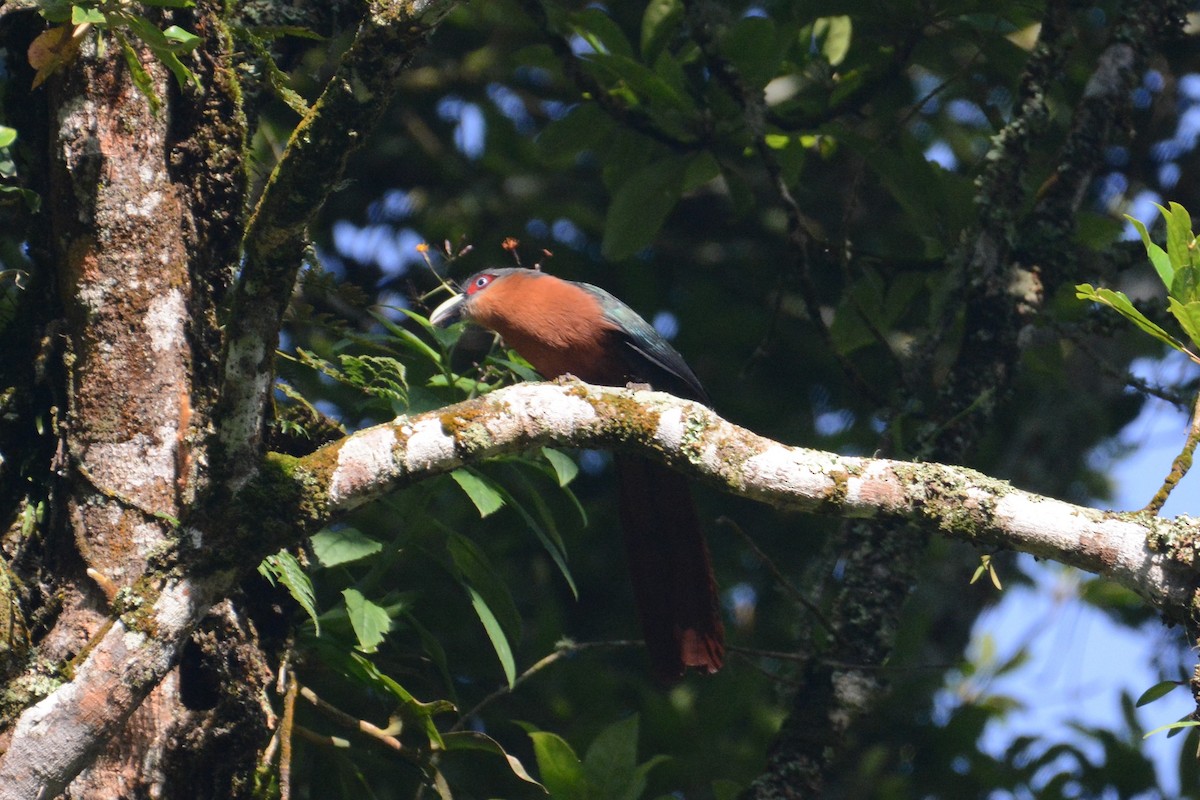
467 274 494 295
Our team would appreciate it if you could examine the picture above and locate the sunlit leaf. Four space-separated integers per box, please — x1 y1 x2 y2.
569 7 635 57
1143 718 1200 739
1127 214 1173 289
815 16 853 66
311 527 382 567
541 447 579 487
342 588 391 652
71 6 106 26
442 731 544 787
115 33 161 113
523 726 588 799
258 550 320 635
1075 284 1189 353
466 585 516 685
451 468 506 517
641 0 683 62
1168 297 1200 349
162 25 201 50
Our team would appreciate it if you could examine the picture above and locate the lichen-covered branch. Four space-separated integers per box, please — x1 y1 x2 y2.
2 380 1195 799
215 0 457 485
0 576 221 800
290 381 1200 614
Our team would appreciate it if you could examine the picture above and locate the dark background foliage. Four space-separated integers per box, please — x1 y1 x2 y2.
4 0 1200 797
271 1 1200 796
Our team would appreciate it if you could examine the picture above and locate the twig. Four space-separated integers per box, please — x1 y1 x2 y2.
1143 391 1200 515
731 644 953 675
294 725 350 748
1056 321 1194 409
451 639 641 730
298 684 415 759
716 516 839 642
280 667 298 800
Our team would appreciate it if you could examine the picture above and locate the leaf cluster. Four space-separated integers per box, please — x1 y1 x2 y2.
29 0 201 109
1078 203 1200 365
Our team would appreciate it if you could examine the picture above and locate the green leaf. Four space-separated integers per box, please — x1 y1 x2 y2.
466 585 516 685
1160 202 1196 269
372 309 444 363
487 352 542 382
446 531 521 638
602 155 689 261
584 715 638 778
123 15 199 89
123 14 171 47
1156 202 1200 302
834 126 974 240
337 354 408 401
446 530 522 681
569 7 635 57
450 468 506 517
815 16 853 66
342 588 391 652
541 447 579 487
115 34 161 114
258 550 320 635
157 49 200 90
341 651 451 748
1135 680 1182 708
1168 297 1200 348
641 0 683 62
502 463 578 587
682 150 720 192
1144 718 1200 739
311 527 382 567
0 126 16 149
524 727 588 800
36 0 73 22
441 731 543 787
584 715 666 800
1126 215 1173 289
720 15 779 88
585 52 697 116
1075 284 1189 353
1172 264 1200 307
71 5 107 25
162 26 202 50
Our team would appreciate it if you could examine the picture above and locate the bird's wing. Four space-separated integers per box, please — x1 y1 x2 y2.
582 283 710 405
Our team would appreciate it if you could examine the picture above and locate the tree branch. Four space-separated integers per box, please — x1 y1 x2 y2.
3 379 1196 798
292 381 1198 614
215 0 457 486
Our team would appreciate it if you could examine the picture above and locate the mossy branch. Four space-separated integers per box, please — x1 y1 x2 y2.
216 0 458 486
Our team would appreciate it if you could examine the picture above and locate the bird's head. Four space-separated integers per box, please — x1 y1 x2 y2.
429 268 524 327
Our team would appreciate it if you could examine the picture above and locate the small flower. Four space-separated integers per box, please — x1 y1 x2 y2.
416 242 430 253
502 237 519 251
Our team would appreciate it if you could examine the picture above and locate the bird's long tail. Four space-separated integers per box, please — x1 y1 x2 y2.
615 455 724 682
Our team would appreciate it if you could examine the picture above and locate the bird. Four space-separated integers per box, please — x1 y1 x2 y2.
430 267 724 681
